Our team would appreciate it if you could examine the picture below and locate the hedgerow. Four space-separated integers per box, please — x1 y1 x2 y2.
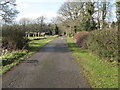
74 28 118 62
2 25 29 52
86 28 118 62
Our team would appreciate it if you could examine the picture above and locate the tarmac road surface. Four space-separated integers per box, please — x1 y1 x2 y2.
2 36 90 88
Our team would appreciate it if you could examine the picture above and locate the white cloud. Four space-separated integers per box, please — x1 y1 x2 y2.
17 3 29 9
16 0 30 11
15 0 66 22
16 12 57 21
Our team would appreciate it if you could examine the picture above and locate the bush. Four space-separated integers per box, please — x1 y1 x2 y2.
2 25 29 51
74 31 89 49
86 28 118 62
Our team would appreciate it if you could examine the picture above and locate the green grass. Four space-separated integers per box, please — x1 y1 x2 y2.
28 37 57 54
1 37 57 75
28 36 46 41
67 37 118 88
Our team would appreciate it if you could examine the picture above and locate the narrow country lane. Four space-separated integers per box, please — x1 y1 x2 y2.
2 36 90 88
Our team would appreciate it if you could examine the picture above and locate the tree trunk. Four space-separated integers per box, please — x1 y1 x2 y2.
102 1 106 29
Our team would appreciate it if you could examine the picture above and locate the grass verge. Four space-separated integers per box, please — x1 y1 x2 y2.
67 37 118 88
1 37 57 75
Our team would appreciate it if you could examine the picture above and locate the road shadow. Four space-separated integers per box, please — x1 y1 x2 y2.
20 59 39 63
29 41 87 54
39 42 70 53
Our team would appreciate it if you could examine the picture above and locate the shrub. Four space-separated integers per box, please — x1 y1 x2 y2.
86 28 118 62
2 25 29 51
74 31 89 49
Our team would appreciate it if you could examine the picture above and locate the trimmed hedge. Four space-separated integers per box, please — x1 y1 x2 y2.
87 29 118 62
74 28 118 62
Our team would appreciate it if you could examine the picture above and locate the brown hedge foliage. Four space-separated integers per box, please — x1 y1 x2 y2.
2 25 29 51
74 31 89 49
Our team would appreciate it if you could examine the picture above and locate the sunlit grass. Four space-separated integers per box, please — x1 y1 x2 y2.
67 37 118 88
28 37 57 53
28 37 46 41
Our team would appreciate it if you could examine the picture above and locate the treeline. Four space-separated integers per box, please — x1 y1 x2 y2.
56 1 119 35
18 16 60 36
2 16 61 53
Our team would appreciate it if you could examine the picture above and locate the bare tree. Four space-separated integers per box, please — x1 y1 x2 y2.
116 1 120 31
58 2 85 33
19 18 30 26
19 18 31 37
0 0 19 23
36 16 46 31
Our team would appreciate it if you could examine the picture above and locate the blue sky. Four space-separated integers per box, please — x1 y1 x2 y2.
16 0 66 22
